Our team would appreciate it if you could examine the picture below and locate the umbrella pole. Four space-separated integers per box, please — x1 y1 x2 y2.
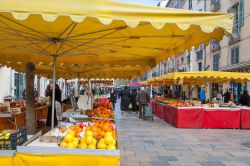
51 54 57 129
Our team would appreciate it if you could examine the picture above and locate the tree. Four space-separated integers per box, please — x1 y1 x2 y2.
25 62 36 134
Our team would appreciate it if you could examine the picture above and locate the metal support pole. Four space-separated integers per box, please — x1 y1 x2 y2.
77 65 80 96
51 47 57 129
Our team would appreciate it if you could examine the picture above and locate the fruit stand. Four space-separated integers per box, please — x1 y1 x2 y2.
11 101 119 166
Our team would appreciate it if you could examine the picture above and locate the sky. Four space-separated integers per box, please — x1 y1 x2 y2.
119 0 159 6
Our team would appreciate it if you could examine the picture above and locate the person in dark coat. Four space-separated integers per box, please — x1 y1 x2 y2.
121 86 130 113
239 90 249 106
130 89 138 113
46 84 61 127
136 87 150 119
109 89 117 110
223 89 230 103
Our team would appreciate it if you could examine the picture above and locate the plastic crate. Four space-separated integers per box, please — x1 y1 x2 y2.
0 127 27 150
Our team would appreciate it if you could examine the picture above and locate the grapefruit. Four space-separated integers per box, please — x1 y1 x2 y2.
79 142 87 149
107 144 116 150
85 136 94 144
104 136 113 145
87 144 96 149
60 141 67 148
66 142 75 148
97 142 107 149
85 130 93 137
64 134 74 143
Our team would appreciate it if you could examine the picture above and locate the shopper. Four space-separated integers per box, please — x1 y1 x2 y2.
121 86 130 113
239 90 249 106
55 84 62 122
130 89 138 113
223 89 230 103
136 87 150 119
46 84 61 127
199 87 206 104
109 89 117 110
45 84 53 127
22 89 26 100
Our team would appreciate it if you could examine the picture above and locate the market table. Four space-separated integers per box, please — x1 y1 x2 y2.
241 108 250 129
203 108 241 129
0 112 26 130
0 150 15 166
163 106 204 128
163 105 176 126
175 107 204 128
151 102 157 115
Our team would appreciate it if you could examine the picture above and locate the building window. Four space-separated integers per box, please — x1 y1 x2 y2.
196 50 203 61
198 62 202 71
213 54 220 71
211 39 220 51
188 0 192 10
211 0 221 12
228 0 244 44
187 54 190 65
231 46 239 65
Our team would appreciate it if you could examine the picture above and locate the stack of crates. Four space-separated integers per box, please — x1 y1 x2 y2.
0 127 27 150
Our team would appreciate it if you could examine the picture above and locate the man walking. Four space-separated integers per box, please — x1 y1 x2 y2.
136 87 150 119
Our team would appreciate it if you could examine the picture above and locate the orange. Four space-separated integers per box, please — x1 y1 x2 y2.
69 126 75 130
91 126 98 132
93 131 99 138
99 131 105 138
85 126 91 130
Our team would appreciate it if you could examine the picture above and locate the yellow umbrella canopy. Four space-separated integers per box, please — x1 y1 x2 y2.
146 71 250 85
0 0 233 79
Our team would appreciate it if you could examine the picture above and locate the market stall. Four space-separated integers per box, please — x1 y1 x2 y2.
148 71 250 129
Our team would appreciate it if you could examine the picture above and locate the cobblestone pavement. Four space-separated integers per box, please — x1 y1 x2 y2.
114 100 250 166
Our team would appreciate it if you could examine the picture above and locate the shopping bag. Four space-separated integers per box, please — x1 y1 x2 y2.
128 103 132 110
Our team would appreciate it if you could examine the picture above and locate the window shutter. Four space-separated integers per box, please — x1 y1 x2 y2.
236 47 239 63
239 0 244 27
231 48 234 64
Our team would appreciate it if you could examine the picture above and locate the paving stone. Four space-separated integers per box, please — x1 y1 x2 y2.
200 161 226 166
114 100 250 166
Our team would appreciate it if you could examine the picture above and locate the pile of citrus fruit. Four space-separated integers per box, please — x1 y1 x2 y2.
85 105 114 119
59 121 116 150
